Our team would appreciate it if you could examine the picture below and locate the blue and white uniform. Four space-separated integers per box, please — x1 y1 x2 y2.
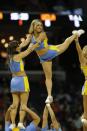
5 122 62 131
9 59 30 93
5 122 37 131
31 36 59 63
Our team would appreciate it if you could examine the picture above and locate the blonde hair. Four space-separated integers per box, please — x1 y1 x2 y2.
29 19 43 34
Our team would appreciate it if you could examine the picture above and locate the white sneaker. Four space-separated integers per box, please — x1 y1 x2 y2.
9 124 16 130
72 30 78 35
72 29 85 37
18 122 25 129
45 96 53 104
77 29 85 37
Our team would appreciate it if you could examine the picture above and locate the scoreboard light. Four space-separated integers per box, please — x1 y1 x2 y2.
10 12 29 21
10 13 19 20
45 20 51 27
19 13 29 20
68 15 83 27
40 13 56 21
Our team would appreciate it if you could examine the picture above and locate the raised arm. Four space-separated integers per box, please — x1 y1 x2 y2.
22 106 40 126
46 104 60 129
42 106 48 129
46 104 57 124
19 34 32 49
75 37 83 64
14 42 39 60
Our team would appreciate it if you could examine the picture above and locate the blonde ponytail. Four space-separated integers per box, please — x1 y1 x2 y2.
29 19 43 34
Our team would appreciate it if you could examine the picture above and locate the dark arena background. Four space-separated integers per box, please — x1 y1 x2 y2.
0 0 87 131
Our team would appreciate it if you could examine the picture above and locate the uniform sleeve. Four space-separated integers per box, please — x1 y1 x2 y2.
25 122 37 131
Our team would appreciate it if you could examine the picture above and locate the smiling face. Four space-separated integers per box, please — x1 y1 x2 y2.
33 21 43 33
82 45 87 59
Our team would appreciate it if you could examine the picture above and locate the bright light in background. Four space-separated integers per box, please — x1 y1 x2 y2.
74 15 83 27
9 36 14 41
18 20 23 26
19 13 29 20
1 39 6 44
41 13 56 27
4 43 8 48
68 15 83 27
74 20 80 28
10 12 29 21
0 12 3 20
78 15 83 21
10 13 19 20
41 13 56 21
45 20 51 27
1 52 8 58
68 15 73 21
20 38 25 42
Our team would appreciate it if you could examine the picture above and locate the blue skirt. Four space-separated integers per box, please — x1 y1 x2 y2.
39 49 58 63
10 76 30 93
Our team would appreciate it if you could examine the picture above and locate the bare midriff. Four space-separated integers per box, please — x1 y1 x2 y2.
12 71 26 77
36 47 49 56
